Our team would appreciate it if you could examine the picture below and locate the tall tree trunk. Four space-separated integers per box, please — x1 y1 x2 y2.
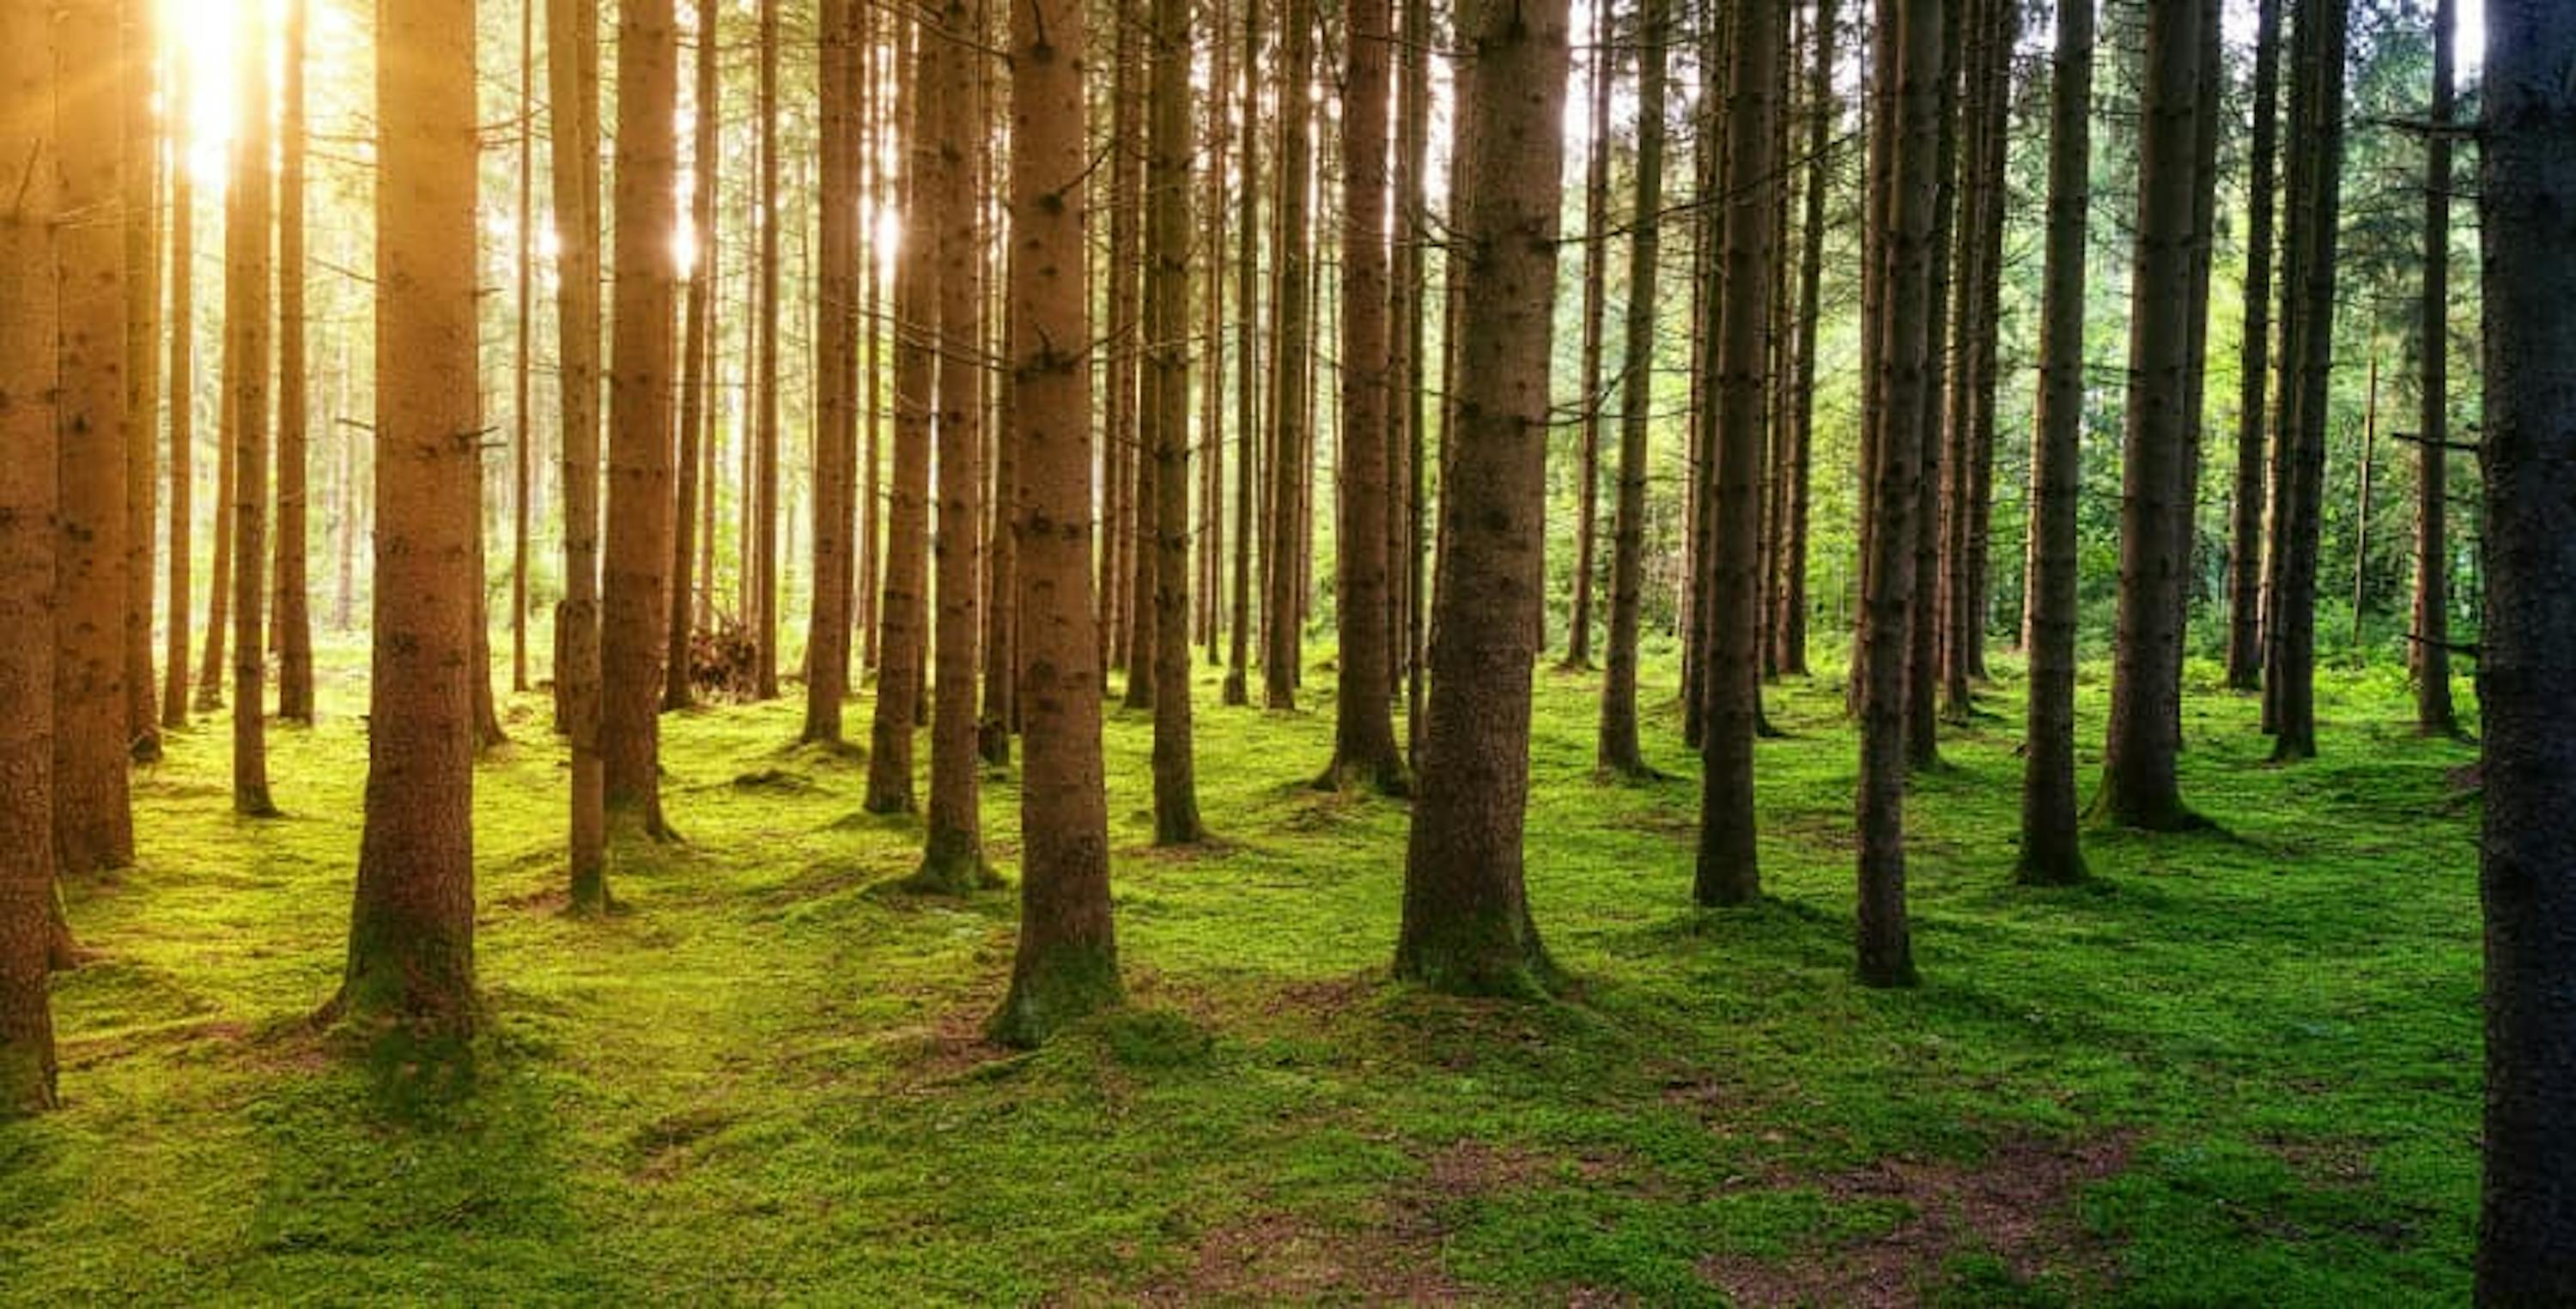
275 0 314 725
548 0 609 908
3 8 64 1111
333 0 481 1034
914 0 993 890
1261 0 1315 710
162 53 194 731
603 0 681 838
1856 0 1943 988
804 0 858 742
1394 0 1431 754
2411 0 2457 736
1597 0 1668 779
121 0 161 760
2020 0 2093 885
1937 0 1993 719
2475 6 2576 1295
513 0 538 696
1699 0 1783 907
1393 0 1570 997
2226 0 2283 691
1320 0 1406 795
1771 0 1832 679
227 0 276 816
54 0 136 870
1146 0 1206 839
1120 0 1158 708
990 0 1123 1045
1564 0 1613 670
1104 5 1142 689
670 0 720 712
752 0 781 700
2261 0 2348 761
866 18 939 815
1199 0 1230 669
1902 0 1959 774
197 332 234 717
1220 0 1261 708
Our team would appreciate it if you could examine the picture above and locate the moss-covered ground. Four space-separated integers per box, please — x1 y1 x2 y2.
1 638 2482 1305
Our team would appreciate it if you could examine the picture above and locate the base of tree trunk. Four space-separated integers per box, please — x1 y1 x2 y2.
1313 754 1412 799
987 944 1123 1049
977 721 1012 767
2015 845 2087 888
1393 911 1557 1001
2084 780 2210 834
1220 670 1249 707
899 837 1004 897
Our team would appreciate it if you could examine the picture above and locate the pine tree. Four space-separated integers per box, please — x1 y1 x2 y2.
548 0 610 908
804 0 859 742
226 0 276 816
866 14 939 815
120 0 161 759
161 45 194 731
1564 0 1613 671
1261 0 1315 711
669 0 720 713
2410 0 2457 737
1145 0 1206 840
275 0 314 725
1597 0 1669 779
2226 0 2282 692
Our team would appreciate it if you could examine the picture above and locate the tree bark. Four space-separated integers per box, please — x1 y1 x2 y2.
1597 0 1669 779
1221 0 1261 709
804 0 860 741
1393 0 1571 997
1771 0 1832 680
866 18 940 815
548 0 609 908
1564 0 1613 670
275 0 314 725
751 0 781 700
121 0 161 759
226 0 276 816
670 0 720 712
2412 0 2457 736
1146 0 1206 839
2226 0 2283 692
161 52 194 731
1261 0 1315 711
513 0 538 697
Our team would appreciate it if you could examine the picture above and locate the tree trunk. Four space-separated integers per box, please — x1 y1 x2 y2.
1146 0 1206 839
990 0 1123 1045
2227 0 2283 692
161 58 194 731
2412 0 2456 736
1394 0 1431 754
1597 0 1669 779
331 0 482 1036
1199 0 1230 670
1261 0 1315 711
2020 0 2093 885
1221 0 1261 709
752 0 781 700
670 0 719 712
121 0 161 760
1903 0 1959 774
548 0 609 908
1564 0 1613 670
513 0 537 697
866 17 939 815
197 332 234 717
1771 0 1832 680
275 0 313 726
3 12 64 1111
227 0 276 816
603 0 681 838
1103 7 1141 688
1856 0 1942 988
804 0 859 741
1393 0 1570 997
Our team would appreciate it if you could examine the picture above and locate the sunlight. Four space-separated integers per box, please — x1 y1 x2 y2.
164 0 245 185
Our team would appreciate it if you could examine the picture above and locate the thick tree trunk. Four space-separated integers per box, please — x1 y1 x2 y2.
548 0 609 909
2412 0 2457 737
2020 0 2093 886
121 0 161 760
1145 0 1206 839
1597 0 1668 779
275 0 313 726
1261 0 1315 711
866 22 940 815
603 0 682 838
670 0 720 713
989 0 1123 1045
3 16 63 1111
332 0 482 1037
227 0 276 816
1393 0 1571 997
2476 8 2576 1296
2227 0 2283 692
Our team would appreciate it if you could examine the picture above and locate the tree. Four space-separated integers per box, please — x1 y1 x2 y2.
276 0 314 725
603 0 681 839
548 0 609 909
866 15 939 816
161 44 195 731
668 0 720 713
2 9 62 1112
513 0 537 698
2260 0 2349 761
751 0 781 700
1220 0 1260 709
2093 0 2208 828
55 0 135 870
2410 0 2457 737
1596 0 1669 779
1320 0 1406 796
2019 0 2093 886
2226 0 2282 692
227 0 277 816
120 0 161 760
1145 0 1206 841
1855 0 1943 988
913 0 993 893
1392 0 1571 997
1769 0 1832 680
1564 0 1613 670
1699 0 1785 907
989 0 1123 1046
1261 0 1315 711
805 0 859 743
2475 3 2576 1294
329 0 483 1037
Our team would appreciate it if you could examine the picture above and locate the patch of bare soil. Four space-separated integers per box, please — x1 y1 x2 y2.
1702 1131 2136 1308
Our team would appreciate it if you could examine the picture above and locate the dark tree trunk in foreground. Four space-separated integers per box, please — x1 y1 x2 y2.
1321 0 1407 797
1699 0 1785 907
1394 0 1571 998
276 0 314 726
2476 3 2576 1297
1597 0 1668 779
332 0 482 1037
604 0 681 838
990 0 1123 1045
548 0 608 910
2226 0 2281 692
2093 0 2206 829
2412 0 2457 737
228 0 277 816
2262 0 2348 761
2020 0 2093 886
1856 0 1943 989
2 27 62 1111
1146 0 1205 841
866 23 939 815
914 0 993 892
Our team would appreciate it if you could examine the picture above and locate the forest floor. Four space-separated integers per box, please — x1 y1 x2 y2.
1 638 2481 1306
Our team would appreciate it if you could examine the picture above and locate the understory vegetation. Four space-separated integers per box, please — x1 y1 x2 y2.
3 641 2480 1305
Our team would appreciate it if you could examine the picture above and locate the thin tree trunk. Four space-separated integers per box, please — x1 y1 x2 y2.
1221 0 1261 708
161 57 194 730
977 0 1019 763
1772 0 1832 679
670 0 719 712
197 327 234 717
803 0 859 741
2226 0 2282 691
1262 0 1315 711
513 0 538 696
1104 7 1142 688
1597 0 1668 779
1394 0 1431 750
548 0 609 907
227 0 276 816
275 0 314 725
752 0 781 700
1564 0 1613 670
121 0 161 759
866 16 939 815
1199 0 1230 668
1146 0 1206 838
2412 0 2456 736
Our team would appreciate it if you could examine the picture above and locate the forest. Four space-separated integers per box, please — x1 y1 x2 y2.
3 0 2573 1301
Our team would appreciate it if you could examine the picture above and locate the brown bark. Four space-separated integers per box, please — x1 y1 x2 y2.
1261 0 1315 711
866 18 939 815
752 0 781 700
1771 0 1832 679
1393 0 1570 997
275 0 313 726
1597 0 1668 779
805 0 859 742
548 0 609 908
226 0 276 816
121 0 161 759
604 0 681 838
670 0 720 713
196 330 233 717
1104 7 1142 688
1220 0 1261 709
331 0 483 1037
161 52 194 731
2227 0 2283 691
2412 0 2457 737
1145 0 1205 839
513 0 537 697
1564 0 1613 670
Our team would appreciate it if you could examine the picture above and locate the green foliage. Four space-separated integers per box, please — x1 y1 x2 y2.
0 637 2481 1302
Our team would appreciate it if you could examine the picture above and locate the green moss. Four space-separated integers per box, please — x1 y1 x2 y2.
0 634 2486 1302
